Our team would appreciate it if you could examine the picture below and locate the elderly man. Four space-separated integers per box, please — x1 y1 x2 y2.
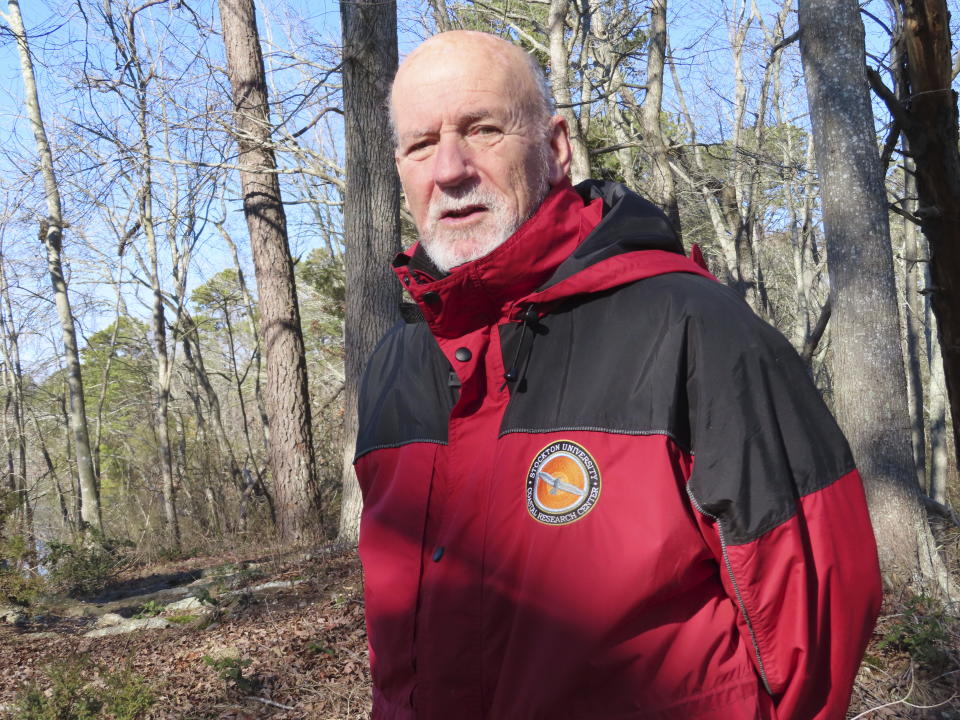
354 31 881 720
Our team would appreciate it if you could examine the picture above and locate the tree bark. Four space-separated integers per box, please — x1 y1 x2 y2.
640 0 680 236
219 223 271 453
338 0 401 544
798 0 951 594
895 0 960 479
428 0 452 32
4 0 102 537
902 156 928 491
668 54 739 284
141 115 180 550
219 0 320 544
0 255 28 548
549 0 591 183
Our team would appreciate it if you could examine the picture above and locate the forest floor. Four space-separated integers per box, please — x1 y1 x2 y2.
0 535 958 720
0 547 371 719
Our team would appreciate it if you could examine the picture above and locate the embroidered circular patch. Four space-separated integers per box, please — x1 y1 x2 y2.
526 440 601 525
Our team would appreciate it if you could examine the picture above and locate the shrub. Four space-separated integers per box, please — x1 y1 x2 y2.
0 531 43 608
0 570 44 607
876 594 955 671
13 657 154 720
132 600 163 619
44 540 123 599
203 654 258 694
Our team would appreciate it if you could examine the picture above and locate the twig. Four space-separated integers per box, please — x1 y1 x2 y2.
244 696 295 710
923 495 960 526
850 663 916 719
768 30 799 58
901 694 958 710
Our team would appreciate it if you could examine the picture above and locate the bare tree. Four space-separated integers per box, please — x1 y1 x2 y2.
3 0 102 537
867 0 960 480
798 0 952 594
548 0 591 183
338 0 401 544
639 0 680 235
219 0 320 544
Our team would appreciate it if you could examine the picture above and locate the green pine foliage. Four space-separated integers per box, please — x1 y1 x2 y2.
13 657 154 720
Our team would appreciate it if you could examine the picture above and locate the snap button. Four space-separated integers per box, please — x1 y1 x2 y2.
454 347 471 362
432 546 445 562
422 291 441 308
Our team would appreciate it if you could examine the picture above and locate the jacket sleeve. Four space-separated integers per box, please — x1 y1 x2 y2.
683 285 882 720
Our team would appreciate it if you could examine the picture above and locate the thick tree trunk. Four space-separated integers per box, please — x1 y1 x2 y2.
5 0 102 537
338 0 401 544
798 0 951 594
219 0 320 544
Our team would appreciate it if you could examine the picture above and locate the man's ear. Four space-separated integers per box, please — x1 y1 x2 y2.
546 115 572 185
395 155 411 210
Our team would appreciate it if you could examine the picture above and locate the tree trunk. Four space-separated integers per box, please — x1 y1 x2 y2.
33 411 72 532
428 0 452 31
896 0 960 479
640 0 680 236
927 264 950 505
548 0 591 183
4 0 102 537
0 255 28 548
902 156 928 491
142 148 180 549
338 0 401 544
219 0 320 544
220 224 271 452
798 0 951 594
668 54 739 283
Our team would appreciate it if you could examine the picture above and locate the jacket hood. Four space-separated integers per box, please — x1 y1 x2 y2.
393 179 712 337
548 179 685 286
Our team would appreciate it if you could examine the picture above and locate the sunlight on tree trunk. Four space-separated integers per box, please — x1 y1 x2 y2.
3 0 102 538
338 0 401 545
799 0 954 596
219 0 320 545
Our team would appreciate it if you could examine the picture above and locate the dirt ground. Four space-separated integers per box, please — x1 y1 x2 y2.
0 549 371 719
1 544 958 719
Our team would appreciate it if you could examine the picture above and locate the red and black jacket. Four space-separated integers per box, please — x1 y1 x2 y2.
355 180 882 720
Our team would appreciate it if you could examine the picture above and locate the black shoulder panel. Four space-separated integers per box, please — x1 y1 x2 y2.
500 273 854 545
500 275 697 447
355 321 453 461
679 275 855 545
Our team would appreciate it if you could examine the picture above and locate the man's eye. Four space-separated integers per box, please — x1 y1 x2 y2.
405 140 434 157
470 126 502 142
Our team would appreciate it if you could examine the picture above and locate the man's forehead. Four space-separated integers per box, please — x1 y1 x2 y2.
395 110 487 137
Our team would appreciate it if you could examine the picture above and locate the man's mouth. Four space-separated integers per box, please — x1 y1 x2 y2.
440 204 487 221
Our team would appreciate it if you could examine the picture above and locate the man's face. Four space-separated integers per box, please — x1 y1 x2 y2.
392 43 564 272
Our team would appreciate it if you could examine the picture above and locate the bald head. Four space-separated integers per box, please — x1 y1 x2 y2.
391 31 552 141
389 31 571 272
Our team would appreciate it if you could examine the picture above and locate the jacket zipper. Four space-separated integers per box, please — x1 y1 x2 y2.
685 484 773 695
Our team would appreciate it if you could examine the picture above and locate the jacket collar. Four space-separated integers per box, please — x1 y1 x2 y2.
393 180 603 338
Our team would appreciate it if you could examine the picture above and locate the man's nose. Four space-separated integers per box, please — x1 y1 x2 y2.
433 134 475 188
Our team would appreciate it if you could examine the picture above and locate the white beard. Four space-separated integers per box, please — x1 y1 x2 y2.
419 153 551 273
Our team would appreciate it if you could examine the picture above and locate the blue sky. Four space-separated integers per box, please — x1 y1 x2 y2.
0 0 957 371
